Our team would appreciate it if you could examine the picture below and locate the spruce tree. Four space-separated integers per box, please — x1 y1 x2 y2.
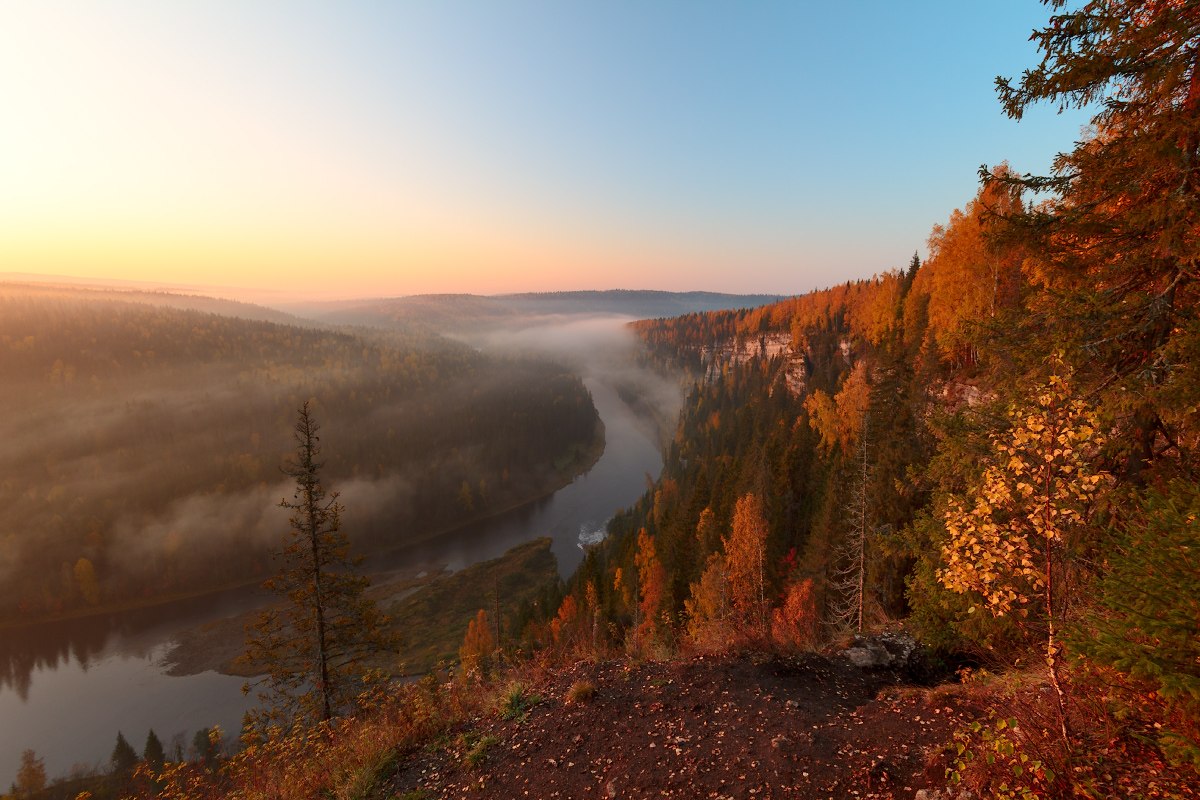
988 0 1200 477
1074 480 1200 768
191 728 218 763
242 402 395 729
143 728 165 769
111 731 138 773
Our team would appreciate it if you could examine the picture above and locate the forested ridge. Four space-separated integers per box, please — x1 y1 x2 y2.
312 289 786 332
0 285 599 625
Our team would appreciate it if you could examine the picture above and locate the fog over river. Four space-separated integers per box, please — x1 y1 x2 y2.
0 316 680 787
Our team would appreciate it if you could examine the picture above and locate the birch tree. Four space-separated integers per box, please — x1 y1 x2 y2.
939 367 1108 741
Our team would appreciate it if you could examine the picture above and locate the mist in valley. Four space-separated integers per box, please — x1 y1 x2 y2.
0 283 727 790
0 287 608 630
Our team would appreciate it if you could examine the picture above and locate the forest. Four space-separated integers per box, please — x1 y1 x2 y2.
0 284 600 625
548 8 1200 789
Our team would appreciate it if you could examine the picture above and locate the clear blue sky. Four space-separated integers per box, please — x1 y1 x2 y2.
0 1 1089 298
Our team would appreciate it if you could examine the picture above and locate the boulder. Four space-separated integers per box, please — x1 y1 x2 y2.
841 631 919 670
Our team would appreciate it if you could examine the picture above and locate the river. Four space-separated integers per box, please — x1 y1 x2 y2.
0 362 674 787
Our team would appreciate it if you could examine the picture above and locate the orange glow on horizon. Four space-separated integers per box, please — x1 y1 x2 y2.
1 218 736 300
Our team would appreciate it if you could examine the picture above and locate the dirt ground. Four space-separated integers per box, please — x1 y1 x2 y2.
383 653 978 799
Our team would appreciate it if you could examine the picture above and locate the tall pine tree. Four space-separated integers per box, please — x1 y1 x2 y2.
242 402 395 729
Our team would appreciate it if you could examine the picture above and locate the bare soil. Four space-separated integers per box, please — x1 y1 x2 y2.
383 653 979 799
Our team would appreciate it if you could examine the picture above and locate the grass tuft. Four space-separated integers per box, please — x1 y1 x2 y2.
499 681 542 721
566 680 596 704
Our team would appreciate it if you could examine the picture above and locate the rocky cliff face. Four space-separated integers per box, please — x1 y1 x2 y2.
700 332 808 396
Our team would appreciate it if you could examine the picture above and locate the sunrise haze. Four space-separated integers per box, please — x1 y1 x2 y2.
1 1 1090 300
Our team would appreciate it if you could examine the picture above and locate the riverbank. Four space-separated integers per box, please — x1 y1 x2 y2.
165 537 561 678
367 414 606 560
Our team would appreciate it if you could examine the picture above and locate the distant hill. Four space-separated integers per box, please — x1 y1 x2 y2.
0 281 310 327
495 290 787 318
302 290 786 332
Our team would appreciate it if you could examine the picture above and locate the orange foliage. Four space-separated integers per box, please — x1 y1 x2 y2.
613 566 633 616
805 361 870 452
910 165 1024 363
772 578 818 649
550 594 579 649
725 493 769 634
846 271 904 345
804 390 839 452
458 608 494 678
128 679 485 800
684 553 733 650
833 362 870 446
635 528 669 650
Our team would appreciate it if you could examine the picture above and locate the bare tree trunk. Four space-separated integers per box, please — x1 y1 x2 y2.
1041 426 1070 747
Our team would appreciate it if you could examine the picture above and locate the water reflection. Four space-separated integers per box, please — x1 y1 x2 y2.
0 584 263 697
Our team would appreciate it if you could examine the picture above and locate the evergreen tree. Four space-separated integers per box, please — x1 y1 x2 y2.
989 0 1200 478
192 728 218 763
903 251 921 287
1074 480 1200 769
242 402 395 729
111 731 139 773
143 728 165 769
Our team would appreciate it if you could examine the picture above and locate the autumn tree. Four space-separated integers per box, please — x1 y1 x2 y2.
13 749 46 797
772 578 818 650
939 367 1108 741
915 167 1025 365
73 557 100 606
242 402 395 729
805 362 870 453
550 594 580 652
989 0 1200 476
633 528 669 652
725 493 769 636
684 552 733 649
612 567 633 621
583 580 602 657
458 608 494 679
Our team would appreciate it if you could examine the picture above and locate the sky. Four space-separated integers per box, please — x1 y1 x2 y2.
0 1 1092 301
